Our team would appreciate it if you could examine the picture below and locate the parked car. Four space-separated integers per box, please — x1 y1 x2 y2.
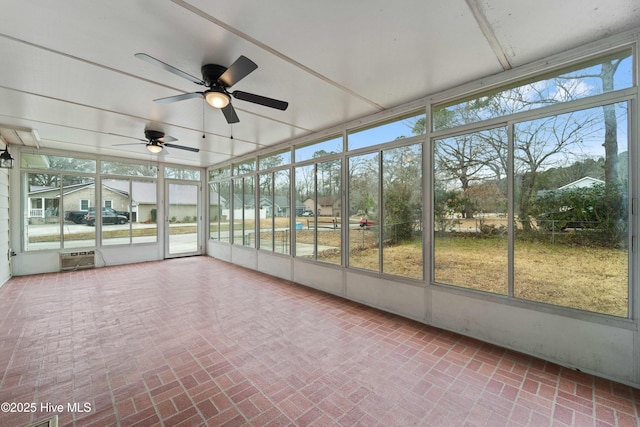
84 208 129 226
64 210 88 224
86 206 130 220
301 210 314 217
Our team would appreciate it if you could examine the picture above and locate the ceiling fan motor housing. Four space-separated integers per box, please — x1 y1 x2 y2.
202 64 227 87
144 129 164 141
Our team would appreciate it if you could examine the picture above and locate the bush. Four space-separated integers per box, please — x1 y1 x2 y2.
530 183 627 246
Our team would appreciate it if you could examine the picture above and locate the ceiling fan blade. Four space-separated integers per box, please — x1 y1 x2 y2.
108 133 146 142
164 143 200 153
112 142 145 147
232 90 289 111
159 135 177 143
135 53 204 85
153 92 203 104
221 103 240 124
219 55 258 87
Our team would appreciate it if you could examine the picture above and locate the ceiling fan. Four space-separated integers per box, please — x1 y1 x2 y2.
135 53 289 124
111 129 199 155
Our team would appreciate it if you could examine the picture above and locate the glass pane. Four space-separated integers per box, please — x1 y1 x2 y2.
209 167 230 181
210 182 220 241
258 173 274 252
219 181 231 243
259 150 291 170
348 153 379 271
294 165 315 258
25 173 61 251
101 179 131 246
514 103 628 317
433 127 508 294
21 153 96 173
316 159 341 264
132 180 157 244
232 178 243 245
274 170 291 255
242 176 255 247
164 167 200 180
101 161 157 177
382 144 423 279
168 183 198 254
295 136 342 163
434 50 632 131
233 160 256 175
348 113 426 151
62 176 96 248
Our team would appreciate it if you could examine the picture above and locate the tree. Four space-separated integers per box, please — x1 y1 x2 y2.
382 144 422 242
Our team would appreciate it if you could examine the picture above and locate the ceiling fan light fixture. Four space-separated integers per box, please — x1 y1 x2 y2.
205 89 230 109
146 142 163 154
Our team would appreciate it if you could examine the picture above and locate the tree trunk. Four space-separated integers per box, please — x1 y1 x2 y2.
601 61 619 186
518 171 537 231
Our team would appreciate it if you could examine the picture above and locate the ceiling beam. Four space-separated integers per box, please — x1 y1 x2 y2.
465 0 512 71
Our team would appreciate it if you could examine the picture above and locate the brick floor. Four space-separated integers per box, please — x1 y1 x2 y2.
0 256 638 426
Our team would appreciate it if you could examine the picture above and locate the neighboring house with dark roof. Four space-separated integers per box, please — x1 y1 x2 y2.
27 181 203 224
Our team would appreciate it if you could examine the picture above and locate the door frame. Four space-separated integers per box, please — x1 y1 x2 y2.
164 179 202 258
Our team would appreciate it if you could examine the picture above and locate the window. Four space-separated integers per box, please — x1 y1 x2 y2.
101 179 129 246
101 160 157 177
21 153 96 173
259 149 291 170
348 152 379 271
209 181 231 243
348 113 426 151
316 159 341 264
258 170 291 254
432 101 630 317
210 182 220 241
433 50 632 131
20 155 167 251
232 176 255 247
165 167 200 180
258 173 274 251
513 102 629 317
209 167 230 181
382 144 423 279
24 173 97 250
294 164 316 258
131 180 157 244
433 127 508 294
233 160 256 176
295 136 342 163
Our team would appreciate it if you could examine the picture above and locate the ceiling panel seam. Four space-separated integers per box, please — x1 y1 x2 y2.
172 0 385 111
0 33 183 93
0 84 253 150
0 32 301 131
465 0 512 71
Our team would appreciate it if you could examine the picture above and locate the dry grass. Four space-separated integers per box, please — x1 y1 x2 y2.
435 236 628 317
64 215 626 317
293 223 628 317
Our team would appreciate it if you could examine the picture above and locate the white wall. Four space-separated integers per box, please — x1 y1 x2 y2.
207 242 640 389
0 169 11 287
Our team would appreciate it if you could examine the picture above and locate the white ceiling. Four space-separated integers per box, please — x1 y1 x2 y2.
0 0 639 168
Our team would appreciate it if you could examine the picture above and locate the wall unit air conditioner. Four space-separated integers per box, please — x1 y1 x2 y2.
60 251 95 271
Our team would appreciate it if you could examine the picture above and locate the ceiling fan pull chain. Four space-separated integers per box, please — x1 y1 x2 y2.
202 98 206 139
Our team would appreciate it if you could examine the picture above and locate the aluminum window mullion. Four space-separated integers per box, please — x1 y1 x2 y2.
507 123 515 298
